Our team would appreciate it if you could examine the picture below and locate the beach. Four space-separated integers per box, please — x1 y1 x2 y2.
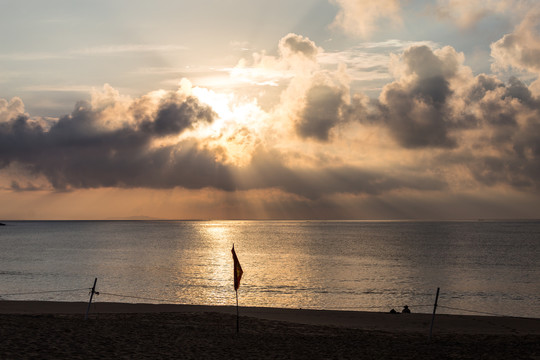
1 301 539 359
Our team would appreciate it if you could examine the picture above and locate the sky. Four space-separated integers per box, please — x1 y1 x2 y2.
1 0 540 220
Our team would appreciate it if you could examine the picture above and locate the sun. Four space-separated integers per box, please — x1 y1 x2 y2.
181 82 270 167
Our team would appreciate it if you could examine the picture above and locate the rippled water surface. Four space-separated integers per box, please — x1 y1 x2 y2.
0 220 539 317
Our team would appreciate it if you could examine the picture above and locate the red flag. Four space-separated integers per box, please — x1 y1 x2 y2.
232 245 243 291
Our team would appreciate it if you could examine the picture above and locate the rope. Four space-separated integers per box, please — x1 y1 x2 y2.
356 305 392 310
438 305 539 320
98 291 184 304
0 288 90 297
358 304 432 310
1 287 537 321
358 304 431 310
320 303 434 312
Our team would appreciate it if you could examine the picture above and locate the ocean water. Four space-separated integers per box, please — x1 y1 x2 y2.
0 220 539 318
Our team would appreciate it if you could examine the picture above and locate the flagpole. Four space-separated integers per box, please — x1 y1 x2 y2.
235 289 239 334
232 244 242 335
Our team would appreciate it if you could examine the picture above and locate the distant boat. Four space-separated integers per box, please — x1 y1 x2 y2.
0 222 5 226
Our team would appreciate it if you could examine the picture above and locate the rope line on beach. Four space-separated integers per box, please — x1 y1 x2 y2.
352 304 432 311
98 291 185 304
0 288 90 297
96 292 436 313
2 286 537 321
352 305 391 310
437 305 539 320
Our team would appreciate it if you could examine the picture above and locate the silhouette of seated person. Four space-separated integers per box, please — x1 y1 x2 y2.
401 305 411 314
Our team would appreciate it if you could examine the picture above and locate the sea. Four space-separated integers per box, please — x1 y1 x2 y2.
0 220 539 318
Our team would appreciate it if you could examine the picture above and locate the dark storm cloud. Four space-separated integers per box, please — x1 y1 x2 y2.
296 84 347 141
355 46 540 151
467 74 503 102
426 73 540 191
471 76 540 145
333 42 540 193
376 83 457 148
141 96 215 136
0 90 446 198
374 45 460 148
514 121 540 184
241 149 447 199
469 75 538 130
504 76 538 107
473 117 540 190
455 145 539 191
0 95 234 191
0 115 47 168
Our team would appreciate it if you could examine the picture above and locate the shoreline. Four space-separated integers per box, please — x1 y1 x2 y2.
1 301 539 359
1 300 539 335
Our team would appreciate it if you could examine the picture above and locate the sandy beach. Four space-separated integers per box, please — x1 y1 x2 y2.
1 301 539 359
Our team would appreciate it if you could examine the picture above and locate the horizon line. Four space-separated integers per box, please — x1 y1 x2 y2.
1 218 539 222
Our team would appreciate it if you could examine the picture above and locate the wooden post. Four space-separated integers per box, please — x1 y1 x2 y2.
85 278 98 320
235 289 239 334
429 287 440 342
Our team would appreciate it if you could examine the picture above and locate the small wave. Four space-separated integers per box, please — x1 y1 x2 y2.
0 270 29 276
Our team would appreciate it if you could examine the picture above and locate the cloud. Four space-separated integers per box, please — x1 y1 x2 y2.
229 33 351 141
290 63 356 142
141 95 215 136
337 41 540 194
230 33 320 86
0 97 26 123
286 66 352 143
0 87 233 191
491 9 540 74
328 0 533 37
0 81 449 200
432 0 515 28
431 73 540 191
10 180 42 192
330 0 402 38
240 148 447 200
2 34 540 214
295 83 347 141
371 45 466 148
278 33 319 61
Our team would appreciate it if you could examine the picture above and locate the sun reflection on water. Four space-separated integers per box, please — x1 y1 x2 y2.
180 222 236 305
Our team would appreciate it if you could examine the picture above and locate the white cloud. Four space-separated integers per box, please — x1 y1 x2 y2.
225 34 320 89
491 8 540 93
433 0 512 28
0 97 26 123
330 0 402 38
432 0 540 29
491 9 540 74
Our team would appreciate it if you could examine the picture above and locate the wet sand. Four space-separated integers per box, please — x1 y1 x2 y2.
1 301 539 359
